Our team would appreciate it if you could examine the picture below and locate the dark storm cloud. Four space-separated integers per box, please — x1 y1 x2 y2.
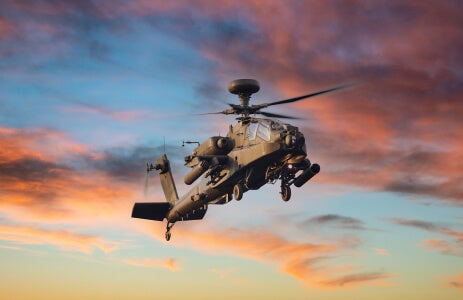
0 158 69 204
0 127 138 221
82 144 189 182
0 158 70 182
303 214 367 231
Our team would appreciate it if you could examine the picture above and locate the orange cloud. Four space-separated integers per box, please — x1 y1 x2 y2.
373 248 389 256
421 239 463 257
320 272 393 287
153 225 394 289
123 257 181 271
0 126 140 224
0 223 118 254
448 274 463 291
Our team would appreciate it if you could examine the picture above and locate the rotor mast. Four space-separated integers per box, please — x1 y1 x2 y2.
239 93 251 108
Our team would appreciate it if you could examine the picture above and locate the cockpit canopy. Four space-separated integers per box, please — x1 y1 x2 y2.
247 119 288 142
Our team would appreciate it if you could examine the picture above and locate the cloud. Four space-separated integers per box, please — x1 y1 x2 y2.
390 218 463 257
389 219 443 232
83 144 187 182
0 126 138 223
109 0 463 205
421 239 463 257
303 214 367 230
0 223 118 254
61 104 150 122
122 257 180 271
3 0 463 208
0 18 13 40
0 124 391 290
373 248 389 256
320 272 392 287
448 274 463 291
165 225 392 289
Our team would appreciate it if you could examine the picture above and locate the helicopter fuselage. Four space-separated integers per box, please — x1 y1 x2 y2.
165 118 315 223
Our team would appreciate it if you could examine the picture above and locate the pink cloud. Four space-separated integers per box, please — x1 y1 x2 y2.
391 218 463 257
114 0 463 204
0 18 13 40
62 104 150 122
421 239 463 257
97 0 463 205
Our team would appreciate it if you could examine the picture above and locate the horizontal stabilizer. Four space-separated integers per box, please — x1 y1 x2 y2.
132 202 171 221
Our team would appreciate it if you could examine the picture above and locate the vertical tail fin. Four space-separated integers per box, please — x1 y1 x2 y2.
156 154 178 205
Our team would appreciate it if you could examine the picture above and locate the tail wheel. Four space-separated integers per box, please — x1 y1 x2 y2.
233 184 244 201
281 185 291 202
165 222 174 241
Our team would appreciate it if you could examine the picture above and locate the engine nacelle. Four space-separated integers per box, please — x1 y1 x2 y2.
193 136 234 156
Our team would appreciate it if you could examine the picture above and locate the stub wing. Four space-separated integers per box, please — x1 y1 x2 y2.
132 202 171 221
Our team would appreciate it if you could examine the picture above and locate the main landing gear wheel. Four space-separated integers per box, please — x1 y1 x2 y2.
281 185 291 202
233 184 244 201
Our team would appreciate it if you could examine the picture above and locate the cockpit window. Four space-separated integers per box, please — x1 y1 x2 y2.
271 121 285 131
248 122 258 140
257 121 271 141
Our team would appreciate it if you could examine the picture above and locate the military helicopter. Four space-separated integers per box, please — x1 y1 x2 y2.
132 79 350 241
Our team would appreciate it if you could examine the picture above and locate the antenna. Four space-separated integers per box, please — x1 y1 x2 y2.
182 140 200 147
163 136 166 154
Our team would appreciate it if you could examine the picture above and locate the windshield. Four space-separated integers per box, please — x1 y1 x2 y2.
257 121 271 141
248 122 258 140
248 121 271 141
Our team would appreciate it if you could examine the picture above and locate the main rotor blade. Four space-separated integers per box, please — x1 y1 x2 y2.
194 108 236 116
259 111 303 120
256 83 356 109
194 112 224 115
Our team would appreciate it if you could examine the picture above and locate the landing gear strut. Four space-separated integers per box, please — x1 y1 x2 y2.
165 222 174 241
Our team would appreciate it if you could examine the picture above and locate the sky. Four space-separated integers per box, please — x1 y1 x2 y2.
0 0 462 299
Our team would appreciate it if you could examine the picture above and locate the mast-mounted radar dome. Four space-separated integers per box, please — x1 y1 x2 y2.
228 79 260 95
